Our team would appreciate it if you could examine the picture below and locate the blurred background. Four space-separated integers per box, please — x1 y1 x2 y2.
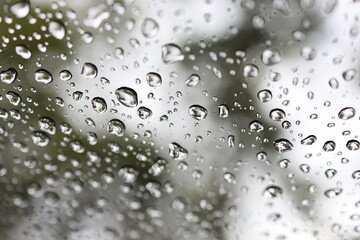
0 0 360 239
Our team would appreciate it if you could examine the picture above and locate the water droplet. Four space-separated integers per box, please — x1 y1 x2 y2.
185 74 201 87
43 191 60 206
299 164 310 173
352 170 360 180
257 89 273 102
169 142 188 160
35 69 53 84
91 97 107 113
218 104 229 118
10 1 30 18
252 15 265 29
146 72 162 87
263 185 283 199
15 45 31 59
324 188 342 198
269 108 286 121
278 159 290 168
243 64 259 77
228 135 235 147
224 172 236 184
325 169 337 179
149 158 167 176
137 107 152 119
342 69 357 81
114 47 124 59
274 139 293 153
6 91 21 106
108 119 125 136
273 0 291 16
70 140 85 153
328 78 339 89
161 43 184 64
249 120 264 132
48 21 66 40
31 131 50 147
338 107 355 120
115 87 138 107
347 140 360 151
1 68 18 84
300 46 317 60
39 117 56 135
141 18 159 38
261 48 281 66
119 166 138 183
188 105 208 120
59 70 72 81
301 135 317 145
323 141 336 152
81 62 98 79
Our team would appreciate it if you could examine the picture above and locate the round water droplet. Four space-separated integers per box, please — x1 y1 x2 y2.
261 48 281 66
352 170 360 180
323 141 336 152
70 140 85 153
91 97 107 113
15 45 31 59
118 166 138 183
263 185 283 199
300 46 316 60
269 108 286 121
249 120 264 132
114 47 124 59
169 142 188 160
252 15 265 29
59 70 72 81
325 169 337 179
137 107 152 119
274 139 293 153
39 117 56 135
1 68 18 84
161 43 184 64
185 74 201 87
347 140 360 151
243 64 259 77
342 69 357 81
146 72 162 87
299 164 310 173
108 119 125 136
141 18 159 38
338 107 355 120
115 87 138 107
328 78 339 89
324 188 343 198
31 131 50 147
257 89 272 102
10 1 30 18
48 21 66 40
188 105 208 120
278 159 290 168
301 135 317 145
35 69 53 84
81 62 98 79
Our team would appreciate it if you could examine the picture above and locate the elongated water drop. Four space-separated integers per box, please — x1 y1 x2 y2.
1 68 18 84
218 104 229 118
49 21 66 40
10 1 30 18
59 70 72 81
301 135 317 145
324 188 342 198
35 69 53 84
15 45 31 59
185 74 201 87
338 107 355 120
274 139 293 153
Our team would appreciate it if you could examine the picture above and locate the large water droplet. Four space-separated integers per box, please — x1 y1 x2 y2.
347 140 360 151
257 89 272 102
141 18 159 38
269 108 286 121
48 21 66 40
35 69 53 84
188 105 208 120
274 139 293 153
185 74 201 87
108 119 125 136
146 72 162 87
243 64 259 77
137 107 152 119
31 131 50 146
59 70 72 81
261 48 281 65
263 185 283 199
161 43 184 64
323 141 336 152
81 63 98 79
169 142 188 160
92 97 107 113
1 68 18 84
15 45 31 59
249 120 264 132
115 87 138 107
10 1 30 18
338 107 355 120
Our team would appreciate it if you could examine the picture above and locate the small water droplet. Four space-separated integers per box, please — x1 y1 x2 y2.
323 141 336 152
118 166 138 183
169 142 188 160
59 70 72 81
6 91 21 106
15 45 31 59
141 18 159 38
278 159 290 168
243 64 259 77
352 170 360 180
224 172 236 184
257 89 272 102
300 46 316 60
269 108 286 121
249 120 264 132
31 131 50 147
137 107 152 119
347 140 360 151
146 72 162 87
39 117 56 135
328 78 339 89
263 185 283 199
261 48 281 66
325 169 337 179
185 74 201 87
